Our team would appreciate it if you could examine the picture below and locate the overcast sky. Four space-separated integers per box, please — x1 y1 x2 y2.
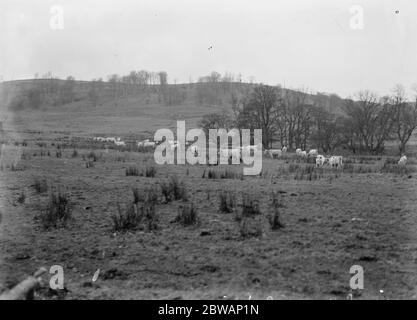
1 0 416 98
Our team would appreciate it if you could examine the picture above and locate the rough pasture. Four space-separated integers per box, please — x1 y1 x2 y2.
1 133 417 299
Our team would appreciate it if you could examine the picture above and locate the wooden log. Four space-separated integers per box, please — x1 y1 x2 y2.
0 268 47 300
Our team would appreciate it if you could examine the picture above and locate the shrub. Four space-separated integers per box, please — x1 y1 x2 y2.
39 191 72 229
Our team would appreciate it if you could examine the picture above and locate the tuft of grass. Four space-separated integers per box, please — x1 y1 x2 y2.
132 186 159 204
159 176 187 203
125 166 140 176
33 178 48 193
71 149 78 158
144 201 158 231
175 203 199 226
111 200 158 232
206 168 242 180
17 191 26 204
241 194 261 217
239 217 263 239
111 203 143 232
87 151 100 162
269 193 285 230
85 160 94 168
39 190 72 229
141 165 157 177
132 187 141 204
218 190 236 213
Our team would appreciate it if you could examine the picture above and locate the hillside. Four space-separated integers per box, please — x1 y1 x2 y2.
0 79 345 138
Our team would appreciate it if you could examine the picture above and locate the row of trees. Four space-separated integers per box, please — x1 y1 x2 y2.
6 70 249 109
200 85 417 154
8 74 77 110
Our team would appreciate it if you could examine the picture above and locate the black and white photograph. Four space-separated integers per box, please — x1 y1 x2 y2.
1 0 417 302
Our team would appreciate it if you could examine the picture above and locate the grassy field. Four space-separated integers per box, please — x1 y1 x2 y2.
1 96 417 300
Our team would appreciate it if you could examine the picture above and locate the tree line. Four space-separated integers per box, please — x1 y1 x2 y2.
200 84 417 155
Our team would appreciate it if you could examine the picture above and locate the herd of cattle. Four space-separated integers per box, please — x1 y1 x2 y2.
92 136 408 167
264 147 344 168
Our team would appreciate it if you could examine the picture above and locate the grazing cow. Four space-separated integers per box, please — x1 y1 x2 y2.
329 156 343 169
106 137 120 143
315 155 325 167
264 149 282 158
282 146 288 153
137 139 150 147
114 140 126 147
143 141 155 148
230 148 241 162
308 149 318 157
168 140 180 151
241 145 260 154
188 145 199 156
295 148 302 156
398 155 407 166
300 151 307 158
220 148 241 163
219 148 229 159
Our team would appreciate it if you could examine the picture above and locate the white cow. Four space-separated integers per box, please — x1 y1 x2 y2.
300 151 307 158
315 155 326 167
114 140 126 147
137 139 149 147
308 149 318 157
188 145 199 155
282 146 288 153
329 156 343 169
241 145 261 153
230 148 241 163
220 148 241 163
295 148 302 156
106 137 118 143
219 148 229 159
143 141 155 148
93 137 106 142
398 155 407 166
264 149 282 158
168 140 180 151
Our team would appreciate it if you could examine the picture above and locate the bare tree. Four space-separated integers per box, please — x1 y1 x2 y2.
310 106 342 152
342 91 395 154
236 85 280 148
392 84 417 154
